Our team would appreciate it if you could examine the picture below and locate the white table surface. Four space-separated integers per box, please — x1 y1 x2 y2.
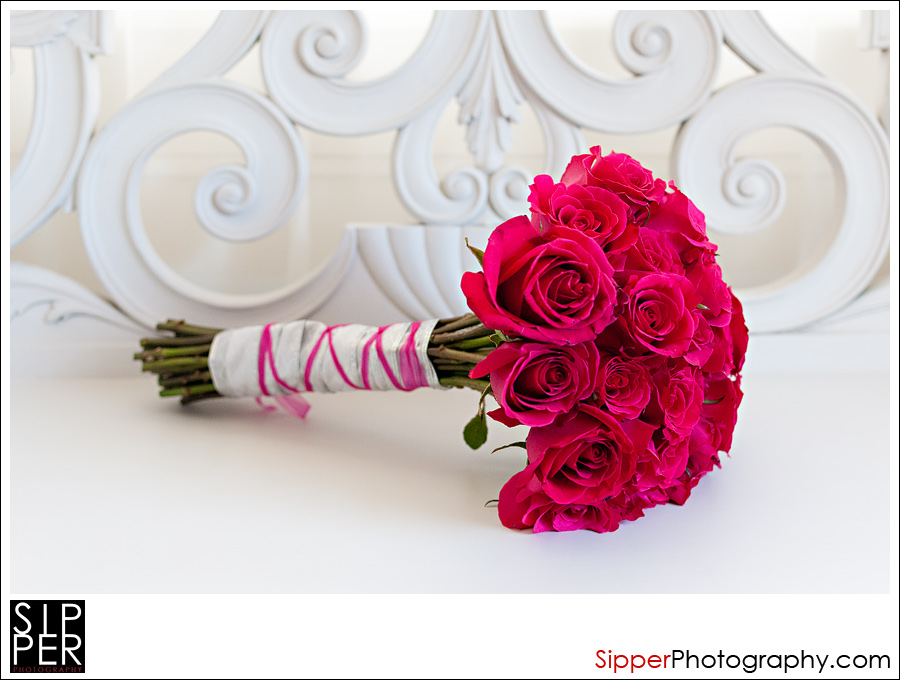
10 369 891 594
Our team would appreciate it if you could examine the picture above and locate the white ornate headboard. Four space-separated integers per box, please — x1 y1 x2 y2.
9 9 891 377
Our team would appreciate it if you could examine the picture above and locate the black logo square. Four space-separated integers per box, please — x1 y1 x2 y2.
10 600 85 673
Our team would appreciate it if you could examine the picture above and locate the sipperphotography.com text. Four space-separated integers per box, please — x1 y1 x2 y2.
594 649 892 674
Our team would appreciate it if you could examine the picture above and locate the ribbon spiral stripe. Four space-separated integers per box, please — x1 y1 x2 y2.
208 320 442 411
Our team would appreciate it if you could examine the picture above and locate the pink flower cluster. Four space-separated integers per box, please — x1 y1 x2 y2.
461 147 748 534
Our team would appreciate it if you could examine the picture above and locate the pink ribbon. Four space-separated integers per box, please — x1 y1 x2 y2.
255 323 312 419
259 321 430 418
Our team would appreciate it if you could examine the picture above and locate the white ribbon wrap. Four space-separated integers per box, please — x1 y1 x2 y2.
208 320 442 398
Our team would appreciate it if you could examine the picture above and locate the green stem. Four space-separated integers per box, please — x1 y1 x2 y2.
140 334 217 348
159 383 219 398
156 320 223 336
141 357 209 374
180 390 222 405
438 367 479 376
430 358 478 367
430 323 491 345
446 335 494 351
439 376 491 391
134 344 212 361
428 346 490 364
158 371 212 388
432 313 480 335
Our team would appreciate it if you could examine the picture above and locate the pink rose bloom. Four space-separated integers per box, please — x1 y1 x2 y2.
685 254 732 328
633 437 690 490
622 273 700 357
688 418 723 478
619 227 684 278
654 365 703 440
528 175 635 252
596 354 653 419
461 215 617 345
700 374 743 453
729 292 749 374
470 339 600 427
665 470 702 506
684 312 715 368
662 375 742 508
607 486 669 524
528 404 655 505
498 466 622 533
697 291 747 375
644 189 716 264
561 146 666 222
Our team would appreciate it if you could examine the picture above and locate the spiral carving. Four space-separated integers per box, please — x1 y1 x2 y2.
615 16 673 73
194 165 262 239
77 81 326 326
296 14 366 78
673 74 889 331
489 165 531 221
262 10 483 134
714 159 787 234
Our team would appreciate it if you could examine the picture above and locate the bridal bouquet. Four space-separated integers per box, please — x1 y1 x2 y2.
138 147 747 534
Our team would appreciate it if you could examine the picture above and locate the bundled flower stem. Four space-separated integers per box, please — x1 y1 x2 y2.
136 314 496 404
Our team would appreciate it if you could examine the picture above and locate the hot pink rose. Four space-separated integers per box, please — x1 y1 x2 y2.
729 292 749 374
700 374 743 453
654 365 703 440
644 189 715 264
470 339 600 427
527 404 654 505
622 273 700 357
498 465 622 534
696 292 747 375
528 175 634 252
684 312 715 368
665 470 702 506
633 436 690 490
686 254 732 328
619 227 684 278
596 354 653 419
688 418 723 478
461 215 617 345
663 376 741 508
561 146 666 222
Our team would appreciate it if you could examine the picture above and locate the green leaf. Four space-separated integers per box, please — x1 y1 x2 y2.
489 330 511 347
703 396 724 405
697 303 710 310
463 415 489 449
491 441 527 454
465 238 485 268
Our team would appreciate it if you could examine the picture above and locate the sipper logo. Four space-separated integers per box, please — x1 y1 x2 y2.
10 600 85 673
